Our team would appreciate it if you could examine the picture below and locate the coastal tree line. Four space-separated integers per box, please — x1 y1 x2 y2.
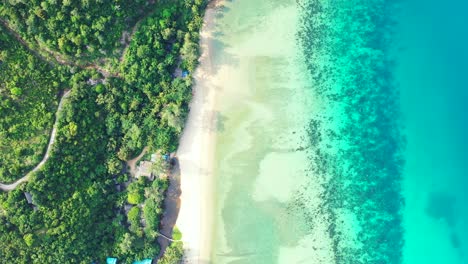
0 0 207 262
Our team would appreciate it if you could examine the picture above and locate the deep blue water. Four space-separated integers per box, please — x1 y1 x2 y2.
397 0 468 262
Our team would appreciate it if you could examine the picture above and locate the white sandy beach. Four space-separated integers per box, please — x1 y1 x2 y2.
175 3 220 263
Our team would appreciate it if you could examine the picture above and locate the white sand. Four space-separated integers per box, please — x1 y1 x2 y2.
175 4 220 263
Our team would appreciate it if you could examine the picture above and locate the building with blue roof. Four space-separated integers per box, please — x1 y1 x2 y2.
132 259 152 264
106 257 117 264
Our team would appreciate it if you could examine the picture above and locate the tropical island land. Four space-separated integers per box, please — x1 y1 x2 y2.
0 0 208 263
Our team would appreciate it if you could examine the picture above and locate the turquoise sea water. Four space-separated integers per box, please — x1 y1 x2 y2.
299 0 404 262
397 0 468 263
207 0 467 263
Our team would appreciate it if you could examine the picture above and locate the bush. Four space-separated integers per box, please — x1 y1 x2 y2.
127 192 144 205
127 179 145 204
127 206 140 225
158 242 184 264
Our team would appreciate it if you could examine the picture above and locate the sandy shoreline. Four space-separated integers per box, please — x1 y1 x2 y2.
175 2 220 263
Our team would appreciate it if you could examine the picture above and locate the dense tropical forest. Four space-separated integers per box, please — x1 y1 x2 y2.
0 0 152 63
0 0 206 263
0 28 69 182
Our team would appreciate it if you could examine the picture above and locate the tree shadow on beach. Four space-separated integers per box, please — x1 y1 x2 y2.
157 157 182 258
215 5 230 20
203 36 240 76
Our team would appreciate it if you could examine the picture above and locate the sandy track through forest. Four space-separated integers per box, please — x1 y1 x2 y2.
0 90 71 191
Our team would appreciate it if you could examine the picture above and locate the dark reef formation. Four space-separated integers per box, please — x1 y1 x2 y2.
297 0 405 263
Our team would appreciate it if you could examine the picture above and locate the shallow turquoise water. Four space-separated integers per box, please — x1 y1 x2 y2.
208 0 467 263
210 0 335 263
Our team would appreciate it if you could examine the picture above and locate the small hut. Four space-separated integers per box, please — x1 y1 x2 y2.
136 161 154 180
24 192 38 211
24 192 33 204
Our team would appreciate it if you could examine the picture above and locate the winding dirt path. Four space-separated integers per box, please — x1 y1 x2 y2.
0 19 54 68
2 6 159 79
0 10 155 191
126 146 149 177
0 19 118 77
0 90 71 191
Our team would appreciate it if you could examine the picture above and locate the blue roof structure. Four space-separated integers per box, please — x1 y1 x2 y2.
181 71 189 78
106 257 117 264
132 259 152 264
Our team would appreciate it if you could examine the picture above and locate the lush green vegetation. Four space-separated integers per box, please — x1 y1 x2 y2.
0 0 207 262
105 0 205 159
0 28 69 182
127 179 145 205
117 178 168 261
158 241 184 264
0 0 152 60
0 71 117 262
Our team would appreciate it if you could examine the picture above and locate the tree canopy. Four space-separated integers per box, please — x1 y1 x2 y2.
0 0 152 59
0 28 69 182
